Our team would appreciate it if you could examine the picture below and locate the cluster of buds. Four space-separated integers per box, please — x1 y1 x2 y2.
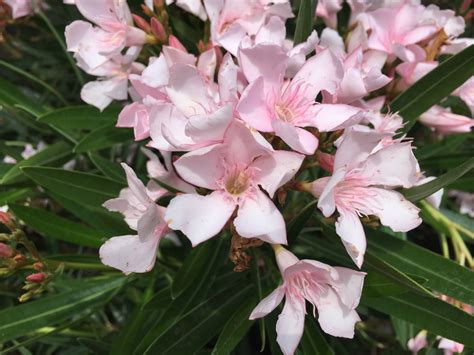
134 0 169 45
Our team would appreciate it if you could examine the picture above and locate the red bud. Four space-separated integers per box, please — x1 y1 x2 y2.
168 35 186 52
132 14 151 33
0 243 13 258
150 17 167 42
26 273 46 283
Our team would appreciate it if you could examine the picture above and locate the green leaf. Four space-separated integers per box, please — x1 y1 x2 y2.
363 292 474 347
37 106 119 130
0 77 45 117
0 188 33 205
362 272 411 298
171 238 225 299
1 142 72 184
366 229 474 305
74 126 133 153
392 44 474 135
143 284 254 355
402 157 474 202
294 0 315 45
88 153 125 183
300 317 334 355
0 277 126 342
8 204 106 248
287 200 317 244
212 293 257 355
21 167 124 207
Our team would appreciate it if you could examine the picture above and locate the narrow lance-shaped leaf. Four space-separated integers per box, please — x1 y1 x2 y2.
74 126 133 153
294 0 315 45
402 157 474 201
37 106 120 130
392 44 474 135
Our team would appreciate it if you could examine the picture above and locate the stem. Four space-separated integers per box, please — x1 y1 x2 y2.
36 10 85 86
440 233 450 259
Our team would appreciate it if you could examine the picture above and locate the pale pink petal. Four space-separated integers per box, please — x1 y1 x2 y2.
218 53 238 104
402 25 438 46
331 267 365 309
99 234 160 274
310 104 364 132
335 209 366 268
316 287 361 338
293 48 344 98
141 55 170 88
276 299 306 355
254 16 286 46
148 103 189 151
237 78 274 132
272 120 319 155
121 163 151 206
234 190 287 245
238 43 287 88
173 144 224 190
252 150 305 198
367 188 422 233
217 22 248 56
165 192 236 246
438 338 464 354
81 76 128 111
249 286 286 319
408 331 428 353
185 104 233 142
317 168 347 217
337 68 368 104
197 48 217 80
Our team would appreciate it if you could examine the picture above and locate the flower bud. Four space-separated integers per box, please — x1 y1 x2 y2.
26 272 46 283
273 245 299 274
13 254 25 263
0 211 11 226
150 17 167 42
132 14 151 33
0 242 13 258
168 35 186 52
316 151 335 173
33 262 44 270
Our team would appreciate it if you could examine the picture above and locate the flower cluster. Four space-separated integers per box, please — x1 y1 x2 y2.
48 0 474 353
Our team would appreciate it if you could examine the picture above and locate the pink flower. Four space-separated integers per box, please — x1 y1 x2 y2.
420 4 465 38
449 190 474 218
319 28 391 104
100 163 168 274
249 246 365 355
237 43 363 154
407 330 428 354
310 128 422 267
65 0 146 71
316 0 343 28
5 0 33 18
167 0 207 21
419 106 473 135
80 47 144 111
26 273 46 283
454 77 474 116
141 148 196 193
204 0 293 55
165 121 304 246
438 338 464 355
149 54 238 151
365 2 438 60
0 243 13 258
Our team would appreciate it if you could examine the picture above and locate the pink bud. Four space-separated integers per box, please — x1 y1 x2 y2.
150 17 166 42
168 35 186 52
26 273 46 283
132 14 151 33
317 152 335 173
0 243 13 258
0 211 11 226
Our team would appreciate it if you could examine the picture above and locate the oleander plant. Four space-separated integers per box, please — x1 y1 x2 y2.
0 0 473 354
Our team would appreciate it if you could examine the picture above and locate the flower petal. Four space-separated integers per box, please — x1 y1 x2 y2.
276 299 306 355
234 190 287 244
273 120 319 155
165 192 236 246
331 267 365 309
249 286 286 320
335 209 366 268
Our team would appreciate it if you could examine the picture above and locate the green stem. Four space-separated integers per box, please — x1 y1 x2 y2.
36 10 85 86
440 233 450 259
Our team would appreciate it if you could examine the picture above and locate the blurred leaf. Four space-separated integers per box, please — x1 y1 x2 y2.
440 208 474 233
76 338 110 353
9 204 106 248
74 126 133 153
0 188 33 205
171 238 225 299
0 277 126 342
416 134 470 160
143 284 254 355
287 200 317 244
294 0 315 44
37 106 119 130
0 77 45 117
22 167 124 207
402 157 474 201
300 317 334 355
46 255 110 270
89 153 125 183
391 317 415 350
393 44 474 135
363 292 474 347
362 272 410 298
1 142 72 185
212 293 257 354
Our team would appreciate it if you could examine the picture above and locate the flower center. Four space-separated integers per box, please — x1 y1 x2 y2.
275 104 294 122
225 170 250 195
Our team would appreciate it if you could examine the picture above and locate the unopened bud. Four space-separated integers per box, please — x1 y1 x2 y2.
168 35 186 52
26 272 46 283
140 4 154 17
132 14 151 33
0 242 13 258
33 262 44 271
19 291 34 303
0 211 11 226
13 254 26 263
151 17 167 42
316 151 335 173
197 39 207 53
154 0 165 9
